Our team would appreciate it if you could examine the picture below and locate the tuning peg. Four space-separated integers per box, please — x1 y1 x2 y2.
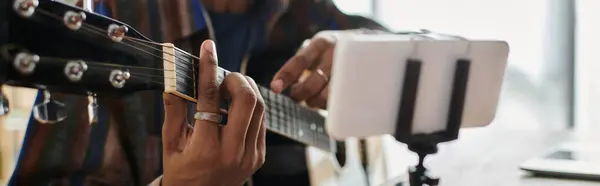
63 11 87 31
109 69 130 88
32 90 67 124
13 0 39 18
107 24 128 42
0 90 9 116
64 60 88 82
13 52 39 75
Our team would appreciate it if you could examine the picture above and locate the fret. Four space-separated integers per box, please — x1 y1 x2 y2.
174 49 196 98
284 98 292 135
284 100 296 139
264 89 273 130
166 45 334 153
293 102 301 141
275 96 283 132
168 46 230 102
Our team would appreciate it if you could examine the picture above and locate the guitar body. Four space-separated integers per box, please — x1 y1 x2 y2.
1 0 398 185
306 138 367 186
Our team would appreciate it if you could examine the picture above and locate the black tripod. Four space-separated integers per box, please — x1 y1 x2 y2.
393 58 471 186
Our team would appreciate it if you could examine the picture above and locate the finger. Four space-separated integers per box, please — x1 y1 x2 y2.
191 40 221 147
242 76 265 162
255 112 266 167
213 0 228 12
222 73 256 163
162 93 188 154
271 38 333 93
289 49 332 101
306 85 329 109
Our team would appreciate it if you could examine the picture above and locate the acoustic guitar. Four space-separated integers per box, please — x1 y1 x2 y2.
0 0 384 185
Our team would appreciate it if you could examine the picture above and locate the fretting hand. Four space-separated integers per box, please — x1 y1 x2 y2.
270 29 382 109
161 40 266 186
270 31 337 109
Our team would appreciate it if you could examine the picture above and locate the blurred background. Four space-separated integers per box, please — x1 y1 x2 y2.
334 0 575 131
332 0 600 185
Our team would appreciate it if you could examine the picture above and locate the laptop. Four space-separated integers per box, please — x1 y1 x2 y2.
520 141 600 180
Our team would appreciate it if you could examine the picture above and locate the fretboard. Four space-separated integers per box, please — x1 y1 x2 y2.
163 44 335 153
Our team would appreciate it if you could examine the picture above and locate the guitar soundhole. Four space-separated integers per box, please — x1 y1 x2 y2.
335 141 347 167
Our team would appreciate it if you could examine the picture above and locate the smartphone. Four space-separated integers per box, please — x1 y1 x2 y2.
325 34 510 139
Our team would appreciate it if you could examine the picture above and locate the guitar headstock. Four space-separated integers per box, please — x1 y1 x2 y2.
2 0 168 97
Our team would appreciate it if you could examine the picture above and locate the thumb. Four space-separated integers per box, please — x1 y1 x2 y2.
162 93 187 154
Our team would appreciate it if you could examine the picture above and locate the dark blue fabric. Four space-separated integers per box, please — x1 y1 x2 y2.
146 0 162 42
191 0 207 30
207 12 256 72
95 2 109 16
204 1 277 71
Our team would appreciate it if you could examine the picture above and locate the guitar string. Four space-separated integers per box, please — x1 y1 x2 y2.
35 9 198 74
81 22 200 64
34 9 200 66
37 56 178 88
72 16 203 63
37 7 332 141
34 9 184 65
77 25 194 81
31 9 198 82
24 8 334 146
3 46 182 84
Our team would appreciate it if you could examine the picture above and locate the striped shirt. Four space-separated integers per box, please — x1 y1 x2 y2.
8 1 388 185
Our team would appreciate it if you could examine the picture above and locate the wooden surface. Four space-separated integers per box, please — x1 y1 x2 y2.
380 127 600 186
0 86 37 185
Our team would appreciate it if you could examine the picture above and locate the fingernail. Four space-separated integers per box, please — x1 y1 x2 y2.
202 40 217 55
271 79 284 93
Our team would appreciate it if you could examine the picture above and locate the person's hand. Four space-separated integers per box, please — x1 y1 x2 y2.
270 29 384 109
270 32 338 109
161 40 266 186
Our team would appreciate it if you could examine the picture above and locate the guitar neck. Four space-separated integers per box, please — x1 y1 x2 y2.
163 45 335 153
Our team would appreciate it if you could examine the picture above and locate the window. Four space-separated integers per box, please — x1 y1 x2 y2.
376 0 566 129
575 0 600 132
334 0 575 185
334 0 571 130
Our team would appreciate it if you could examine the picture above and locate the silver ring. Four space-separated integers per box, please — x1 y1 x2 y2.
315 69 329 83
194 112 223 124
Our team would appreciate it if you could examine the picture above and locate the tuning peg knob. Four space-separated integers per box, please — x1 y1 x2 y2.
13 52 39 75
109 69 130 88
64 60 88 82
13 0 39 18
63 11 87 31
32 91 67 124
107 24 128 42
0 91 9 116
